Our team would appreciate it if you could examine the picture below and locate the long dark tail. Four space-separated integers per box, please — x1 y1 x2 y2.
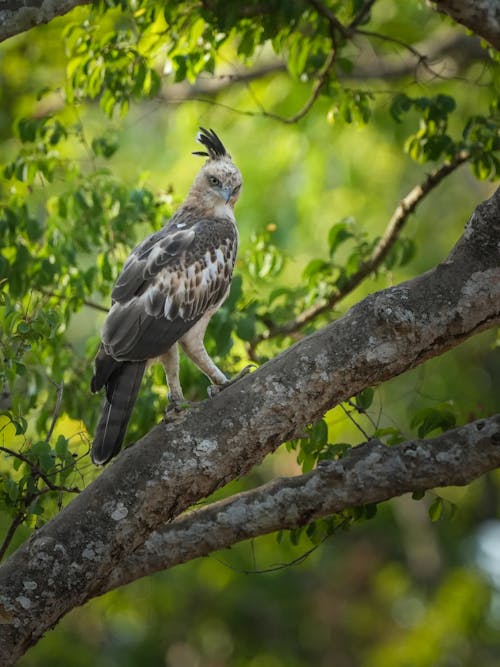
91 361 146 465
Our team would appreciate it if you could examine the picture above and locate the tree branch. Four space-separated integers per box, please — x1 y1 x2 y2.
104 414 500 592
308 0 352 40
0 446 79 496
431 0 500 51
348 33 487 81
37 287 109 313
255 48 337 125
0 0 90 43
0 187 499 664
0 514 25 563
354 28 474 82
249 151 470 355
349 0 377 30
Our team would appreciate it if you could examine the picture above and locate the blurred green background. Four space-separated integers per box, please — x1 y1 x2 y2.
1 1 500 665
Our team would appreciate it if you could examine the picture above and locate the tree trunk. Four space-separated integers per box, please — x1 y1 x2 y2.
0 0 90 43
432 0 500 50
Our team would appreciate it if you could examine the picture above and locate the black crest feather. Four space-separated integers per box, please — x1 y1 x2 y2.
193 127 229 159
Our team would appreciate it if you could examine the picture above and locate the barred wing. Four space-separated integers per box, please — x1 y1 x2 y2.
101 217 237 363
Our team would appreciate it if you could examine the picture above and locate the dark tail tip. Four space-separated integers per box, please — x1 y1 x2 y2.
91 399 128 465
91 361 146 465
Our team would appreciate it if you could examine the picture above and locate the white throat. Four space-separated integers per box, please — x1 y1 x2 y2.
213 202 236 221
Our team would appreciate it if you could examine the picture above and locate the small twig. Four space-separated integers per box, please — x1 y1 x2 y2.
345 398 380 432
355 28 450 81
0 446 80 494
0 513 25 561
349 0 377 30
308 0 352 40
213 514 354 575
340 404 371 440
38 287 108 313
214 540 322 575
186 52 336 126
0 441 80 559
258 47 337 124
248 150 470 357
240 0 341 126
45 381 64 444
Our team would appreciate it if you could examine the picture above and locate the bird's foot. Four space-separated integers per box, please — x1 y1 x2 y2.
207 364 256 397
164 398 191 422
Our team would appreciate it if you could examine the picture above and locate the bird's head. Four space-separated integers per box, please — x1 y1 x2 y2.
189 128 242 212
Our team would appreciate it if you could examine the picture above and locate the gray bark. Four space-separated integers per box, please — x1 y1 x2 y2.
0 186 499 665
432 0 500 50
0 0 89 43
107 414 500 592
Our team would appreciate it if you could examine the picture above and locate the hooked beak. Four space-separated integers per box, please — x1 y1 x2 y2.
221 187 232 203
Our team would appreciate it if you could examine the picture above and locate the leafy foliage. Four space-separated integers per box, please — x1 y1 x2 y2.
1 1 500 663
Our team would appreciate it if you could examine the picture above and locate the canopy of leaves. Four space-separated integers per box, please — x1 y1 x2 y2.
0 1 499 665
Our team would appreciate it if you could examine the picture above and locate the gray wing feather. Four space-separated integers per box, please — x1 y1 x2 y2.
101 218 237 362
111 228 196 302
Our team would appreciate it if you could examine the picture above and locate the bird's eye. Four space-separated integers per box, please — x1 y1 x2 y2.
208 175 221 187
232 184 241 194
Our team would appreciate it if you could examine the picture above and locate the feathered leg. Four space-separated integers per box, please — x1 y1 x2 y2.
179 313 227 390
159 344 184 403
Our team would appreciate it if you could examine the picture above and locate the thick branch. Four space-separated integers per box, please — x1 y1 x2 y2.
431 0 500 51
106 414 500 591
0 0 90 43
0 187 499 664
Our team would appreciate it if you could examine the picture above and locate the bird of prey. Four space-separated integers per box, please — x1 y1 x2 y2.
90 128 242 465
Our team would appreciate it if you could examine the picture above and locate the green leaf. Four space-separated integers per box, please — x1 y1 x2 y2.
435 94 456 114
472 155 494 180
12 416 28 435
337 57 354 74
373 427 404 446
287 33 311 78
28 499 45 516
310 419 328 448
98 253 113 281
364 503 378 520
405 135 424 162
390 93 412 122
289 527 303 546
384 237 416 270
328 220 354 257
91 133 119 159
236 314 255 342
428 497 443 522
3 478 19 503
55 435 68 459
355 387 374 411
30 441 54 473
398 238 416 267
16 118 40 143
318 443 351 461
410 405 457 438
0 254 10 280
26 217 43 242
302 258 330 280
224 275 243 309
